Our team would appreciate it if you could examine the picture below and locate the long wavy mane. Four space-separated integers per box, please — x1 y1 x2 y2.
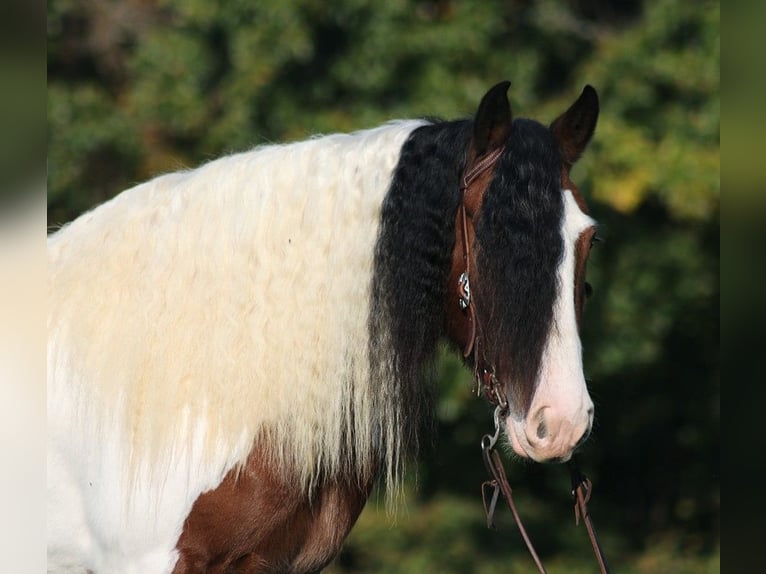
48 120 435 498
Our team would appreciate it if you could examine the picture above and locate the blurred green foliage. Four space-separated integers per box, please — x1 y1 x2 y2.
48 0 718 570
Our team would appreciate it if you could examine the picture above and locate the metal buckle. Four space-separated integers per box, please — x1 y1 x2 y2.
481 368 508 413
481 404 504 452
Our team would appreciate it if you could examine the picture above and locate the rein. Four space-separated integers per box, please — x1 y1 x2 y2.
454 146 611 574
480 410 612 574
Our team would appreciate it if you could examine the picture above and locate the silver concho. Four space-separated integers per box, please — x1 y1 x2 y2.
458 271 471 310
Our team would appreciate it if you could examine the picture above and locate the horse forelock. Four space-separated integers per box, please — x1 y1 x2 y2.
473 118 565 416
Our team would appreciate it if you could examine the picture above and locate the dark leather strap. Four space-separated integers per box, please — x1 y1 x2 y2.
455 145 504 359
482 445 547 573
569 457 612 574
454 146 510 409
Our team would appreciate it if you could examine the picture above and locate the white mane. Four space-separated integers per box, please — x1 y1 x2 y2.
47 120 428 499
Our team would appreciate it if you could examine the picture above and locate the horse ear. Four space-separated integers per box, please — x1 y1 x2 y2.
550 85 599 171
472 81 513 156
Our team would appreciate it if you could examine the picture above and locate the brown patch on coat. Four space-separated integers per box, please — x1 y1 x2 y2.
573 226 596 328
173 446 373 574
562 165 595 329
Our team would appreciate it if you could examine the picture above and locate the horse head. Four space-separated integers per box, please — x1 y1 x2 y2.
446 82 600 463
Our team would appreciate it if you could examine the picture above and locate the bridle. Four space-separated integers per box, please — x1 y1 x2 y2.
452 145 611 574
454 145 509 410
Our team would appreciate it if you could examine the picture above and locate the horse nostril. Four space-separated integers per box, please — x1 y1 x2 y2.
536 420 548 440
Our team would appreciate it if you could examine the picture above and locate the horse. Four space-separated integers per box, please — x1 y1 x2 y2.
47 81 600 573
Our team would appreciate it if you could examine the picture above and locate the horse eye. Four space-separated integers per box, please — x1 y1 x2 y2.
590 236 603 247
584 282 593 299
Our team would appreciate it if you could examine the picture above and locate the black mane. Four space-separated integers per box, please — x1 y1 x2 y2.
369 119 470 471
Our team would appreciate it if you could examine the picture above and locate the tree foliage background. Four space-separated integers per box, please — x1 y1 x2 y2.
48 1 719 572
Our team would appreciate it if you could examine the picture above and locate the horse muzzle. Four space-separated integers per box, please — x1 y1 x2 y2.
505 401 594 463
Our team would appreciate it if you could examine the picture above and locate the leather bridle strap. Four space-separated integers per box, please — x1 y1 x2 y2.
456 146 510 408
568 457 612 573
456 145 505 360
482 441 548 573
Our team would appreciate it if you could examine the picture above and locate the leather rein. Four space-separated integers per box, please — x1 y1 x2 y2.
453 146 611 574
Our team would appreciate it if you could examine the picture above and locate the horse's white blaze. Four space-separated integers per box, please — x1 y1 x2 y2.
506 190 595 462
47 120 427 571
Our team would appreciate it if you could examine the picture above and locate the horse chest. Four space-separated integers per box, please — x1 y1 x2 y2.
172 450 373 574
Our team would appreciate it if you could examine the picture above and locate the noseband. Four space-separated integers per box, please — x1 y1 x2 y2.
452 145 611 574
